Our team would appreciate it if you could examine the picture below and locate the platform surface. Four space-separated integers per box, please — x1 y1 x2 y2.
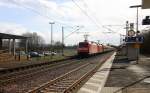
102 55 150 93
77 52 116 93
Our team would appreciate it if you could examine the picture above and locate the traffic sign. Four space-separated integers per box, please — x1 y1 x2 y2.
128 30 135 36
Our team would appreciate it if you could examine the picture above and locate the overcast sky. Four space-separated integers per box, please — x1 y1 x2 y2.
0 0 149 45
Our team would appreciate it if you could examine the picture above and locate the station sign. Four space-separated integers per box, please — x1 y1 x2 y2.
125 36 144 43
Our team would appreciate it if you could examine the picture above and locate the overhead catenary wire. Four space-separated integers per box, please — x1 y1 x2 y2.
71 0 102 30
72 0 127 45
80 0 103 26
80 0 134 35
72 0 118 35
12 1 72 27
72 0 114 42
82 0 128 34
64 26 83 39
13 0 111 34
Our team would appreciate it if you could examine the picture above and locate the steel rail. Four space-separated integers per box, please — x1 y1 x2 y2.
0 52 113 93
0 55 76 74
64 56 109 93
0 60 81 86
27 63 90 93
28 53 112 93
0 58 77 80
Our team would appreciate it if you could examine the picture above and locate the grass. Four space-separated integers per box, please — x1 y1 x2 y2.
0 49 77 70
31 48 77 62
63 48 77 56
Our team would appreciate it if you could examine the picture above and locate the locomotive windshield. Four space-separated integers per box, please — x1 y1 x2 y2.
79 42 88 48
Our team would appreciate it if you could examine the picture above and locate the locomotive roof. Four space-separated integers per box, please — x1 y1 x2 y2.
79 41 103 46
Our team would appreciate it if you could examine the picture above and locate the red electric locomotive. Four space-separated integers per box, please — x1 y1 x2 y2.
77 40 104 56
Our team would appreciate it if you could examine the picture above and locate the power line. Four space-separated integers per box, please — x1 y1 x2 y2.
80 0 131 30
12 1 72 26
80 0 102 25
80 0 126 35
71 0 102 29
102 25 126 36
72 0 112 35
64 26 83 39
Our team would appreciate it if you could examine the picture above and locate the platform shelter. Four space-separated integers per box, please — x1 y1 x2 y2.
0 33 29 55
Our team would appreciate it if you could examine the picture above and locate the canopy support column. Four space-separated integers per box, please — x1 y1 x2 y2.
8 39 11 54
0 38 2 49
25 39 28 53
13 39 16 56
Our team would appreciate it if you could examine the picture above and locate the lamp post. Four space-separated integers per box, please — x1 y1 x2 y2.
49 22 55 59
130 5 142 35
62 26 64 56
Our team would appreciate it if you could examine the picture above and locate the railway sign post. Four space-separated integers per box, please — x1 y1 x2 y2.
125 21 143 63
125 36 143 63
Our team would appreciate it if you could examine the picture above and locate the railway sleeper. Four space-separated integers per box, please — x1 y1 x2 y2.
43 87 66 92
58 81 72 85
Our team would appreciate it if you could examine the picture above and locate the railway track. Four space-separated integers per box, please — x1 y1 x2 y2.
0 56 76 75
0 59 87 93
28 53 111 93
0 59 79 82
0 52 113 93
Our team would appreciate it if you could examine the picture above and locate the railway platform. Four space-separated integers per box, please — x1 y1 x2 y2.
77 52 116 93
102 54 150 93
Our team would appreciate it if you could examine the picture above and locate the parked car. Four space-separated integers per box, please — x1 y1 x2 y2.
38 51 45 57
44 51 51 56
29 52 40 57
44 51 57 56
51 52 57 55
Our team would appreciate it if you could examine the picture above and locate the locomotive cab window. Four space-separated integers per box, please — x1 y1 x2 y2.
79 43 89 48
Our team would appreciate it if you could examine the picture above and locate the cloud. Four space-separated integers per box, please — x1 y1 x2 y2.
0 0 145 46
0 22 49 43
0 23 28 35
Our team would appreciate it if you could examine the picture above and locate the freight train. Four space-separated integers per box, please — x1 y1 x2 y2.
77 40 113 56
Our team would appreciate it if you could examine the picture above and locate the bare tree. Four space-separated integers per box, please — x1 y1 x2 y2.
19 32 45 51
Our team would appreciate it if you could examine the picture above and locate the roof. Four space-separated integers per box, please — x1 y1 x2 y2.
0 33 29 39
142 0 150 9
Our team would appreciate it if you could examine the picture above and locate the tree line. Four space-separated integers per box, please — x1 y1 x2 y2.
19 32 77 52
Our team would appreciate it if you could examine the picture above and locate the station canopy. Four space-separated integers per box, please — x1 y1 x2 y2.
142 0 150 9
0 33 29 39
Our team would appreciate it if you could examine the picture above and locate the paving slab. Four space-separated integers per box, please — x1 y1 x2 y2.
102 55 150 93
